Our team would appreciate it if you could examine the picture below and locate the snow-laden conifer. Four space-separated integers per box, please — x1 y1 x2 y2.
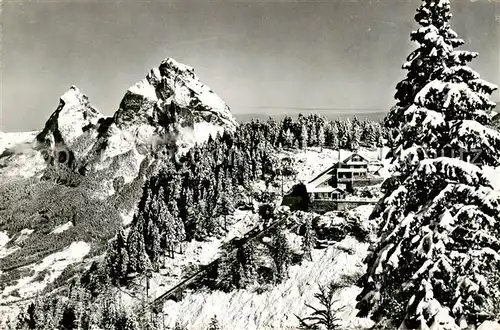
356 0 500 328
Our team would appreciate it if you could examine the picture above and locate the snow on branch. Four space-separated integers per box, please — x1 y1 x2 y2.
448 50 478 66
449 120 500 167
413 157 490 187
405 105 445 129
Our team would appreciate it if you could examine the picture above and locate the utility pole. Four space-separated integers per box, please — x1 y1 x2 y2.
281 167 284 197
280 158 287 197
146 273 150 302
141 268 152 323
141 274 146 316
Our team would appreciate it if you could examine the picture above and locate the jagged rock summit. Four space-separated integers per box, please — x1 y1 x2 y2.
36 86 104 164
37 86 103 148
1 57 237 184
115 57 237 130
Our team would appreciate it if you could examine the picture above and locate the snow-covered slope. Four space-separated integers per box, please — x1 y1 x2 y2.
162 235 374 330
1 241 90 303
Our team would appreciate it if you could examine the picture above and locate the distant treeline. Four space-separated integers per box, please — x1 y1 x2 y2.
242 113 385 150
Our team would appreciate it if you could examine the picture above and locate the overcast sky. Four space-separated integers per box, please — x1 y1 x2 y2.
1 0 499 132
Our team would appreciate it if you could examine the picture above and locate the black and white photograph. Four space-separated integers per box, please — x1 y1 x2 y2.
0 0 499 329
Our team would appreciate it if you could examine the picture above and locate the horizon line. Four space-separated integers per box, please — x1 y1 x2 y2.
235 106 389 112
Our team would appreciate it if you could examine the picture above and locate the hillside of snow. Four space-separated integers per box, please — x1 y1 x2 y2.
113 147 389 330
1 241 90 302
161 235 374 330
0 117 396 330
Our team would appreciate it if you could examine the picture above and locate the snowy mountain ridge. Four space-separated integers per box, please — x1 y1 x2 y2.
0 57 237 186
0 57 239 324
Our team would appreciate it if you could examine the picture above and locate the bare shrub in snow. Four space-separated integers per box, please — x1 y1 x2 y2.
296 281 346 330
206 315 221 330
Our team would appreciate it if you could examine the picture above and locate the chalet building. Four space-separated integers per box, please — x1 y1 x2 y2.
307 153 382 198
282 152 384 212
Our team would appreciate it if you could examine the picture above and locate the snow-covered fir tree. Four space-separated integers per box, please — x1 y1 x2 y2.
127 215 152 274
356 0 500 329
283 128 294 149
268 229 292 283
385 0 474 134
106 228 129 283
318 124 326 151
350 126 361 151
217 190 235 231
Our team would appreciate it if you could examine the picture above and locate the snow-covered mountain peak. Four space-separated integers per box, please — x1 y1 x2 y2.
59 85 101 121
36 86 103 150
161 57 195 77
60 85 85 105
115 57 237 130
0 86 103 178
157 57 231 118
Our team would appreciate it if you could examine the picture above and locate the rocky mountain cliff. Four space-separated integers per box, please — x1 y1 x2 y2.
1 57 237 186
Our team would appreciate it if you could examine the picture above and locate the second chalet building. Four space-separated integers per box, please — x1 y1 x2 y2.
282 152 384 213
